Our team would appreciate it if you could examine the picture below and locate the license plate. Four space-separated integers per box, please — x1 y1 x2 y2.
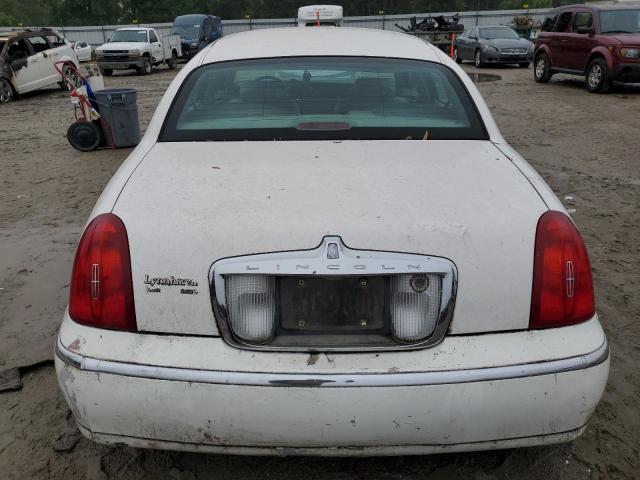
279 276 386 333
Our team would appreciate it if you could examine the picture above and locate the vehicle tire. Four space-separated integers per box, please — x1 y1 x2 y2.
67 121 101 152
59 63 81 90
534 53 552 83
454 47 462 64
586 58 611 93
167 51 177 70
474 50 484 68
519 62 531 68
101 69 113 76
138 57 152 75
0 77 14 104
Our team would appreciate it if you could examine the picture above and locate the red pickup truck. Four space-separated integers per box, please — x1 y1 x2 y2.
534 4 640 93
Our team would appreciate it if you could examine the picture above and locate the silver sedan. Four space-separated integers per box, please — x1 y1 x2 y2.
455 25 534 68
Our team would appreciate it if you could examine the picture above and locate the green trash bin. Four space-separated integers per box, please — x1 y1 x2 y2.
95 88 140 147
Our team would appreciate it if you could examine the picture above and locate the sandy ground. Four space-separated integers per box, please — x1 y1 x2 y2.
0 62 639 479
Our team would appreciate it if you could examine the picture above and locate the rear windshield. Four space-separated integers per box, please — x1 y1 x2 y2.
600 9 640 34
160 56 487 142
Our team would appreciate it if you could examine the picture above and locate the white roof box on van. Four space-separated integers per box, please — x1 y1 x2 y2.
297 5 343 27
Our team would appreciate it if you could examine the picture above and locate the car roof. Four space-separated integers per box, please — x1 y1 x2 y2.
554 3 640 11
202 27 442 64
0 28 55 38
117 27 151 31
174 14 218 22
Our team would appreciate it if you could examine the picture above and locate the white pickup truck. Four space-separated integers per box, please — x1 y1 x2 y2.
95 27 181 76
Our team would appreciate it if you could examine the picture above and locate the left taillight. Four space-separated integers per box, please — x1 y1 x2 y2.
69 213 137 331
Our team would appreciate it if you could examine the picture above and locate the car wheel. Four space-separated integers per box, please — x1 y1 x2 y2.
534 53 552 83
454 48 462 64
474 50 484 68
59 63 81 90
67 121 102 152
101 69 113 76
0 78 14 104
519 62 530 68
139 57 152 75
586 58 610 93
167 51 178 70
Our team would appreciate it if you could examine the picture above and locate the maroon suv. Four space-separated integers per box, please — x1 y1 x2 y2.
534 4 640 92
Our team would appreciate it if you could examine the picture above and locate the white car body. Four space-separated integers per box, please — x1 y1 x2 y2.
0 29 78 101
95 28 181 74
72 41 93 62
56 27 609 456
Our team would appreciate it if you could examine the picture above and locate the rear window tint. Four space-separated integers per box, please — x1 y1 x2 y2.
7 39 29 61
556 12 573 32
161 56 487 142
541 16 557 32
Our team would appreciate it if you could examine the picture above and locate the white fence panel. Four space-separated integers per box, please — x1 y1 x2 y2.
5 8 550 46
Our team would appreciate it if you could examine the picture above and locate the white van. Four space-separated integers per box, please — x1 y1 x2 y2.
297 5 343 27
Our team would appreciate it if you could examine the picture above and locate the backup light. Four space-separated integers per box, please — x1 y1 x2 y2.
225 275 276 343
530 211 595 329
69 213 137 331
390 274 441 342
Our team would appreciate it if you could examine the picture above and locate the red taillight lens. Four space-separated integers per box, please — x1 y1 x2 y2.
530 211 594 329
69 213 137 331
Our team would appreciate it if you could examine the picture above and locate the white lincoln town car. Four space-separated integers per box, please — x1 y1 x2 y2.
55 27 609 456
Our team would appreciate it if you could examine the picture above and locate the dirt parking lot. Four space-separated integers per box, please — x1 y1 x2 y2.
0 62 639 479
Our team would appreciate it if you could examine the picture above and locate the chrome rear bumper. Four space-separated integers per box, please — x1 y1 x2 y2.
56 336 608 388
54 316 609 454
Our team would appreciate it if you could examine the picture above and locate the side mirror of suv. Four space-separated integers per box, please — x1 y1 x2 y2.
576 26 594 35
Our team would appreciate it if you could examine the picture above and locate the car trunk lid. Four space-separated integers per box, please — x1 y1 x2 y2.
112 140 547 337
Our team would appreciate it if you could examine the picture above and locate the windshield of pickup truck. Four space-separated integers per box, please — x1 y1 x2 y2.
600 9 640 33
161 57 487 141
110 30 149 42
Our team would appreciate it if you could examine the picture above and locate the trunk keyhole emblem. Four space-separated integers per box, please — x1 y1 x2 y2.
327 242 339 260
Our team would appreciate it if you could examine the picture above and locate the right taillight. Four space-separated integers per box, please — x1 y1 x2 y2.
530 211 594 329
69 213 137 331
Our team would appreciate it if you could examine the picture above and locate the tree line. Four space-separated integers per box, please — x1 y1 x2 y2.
0 0 575 27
